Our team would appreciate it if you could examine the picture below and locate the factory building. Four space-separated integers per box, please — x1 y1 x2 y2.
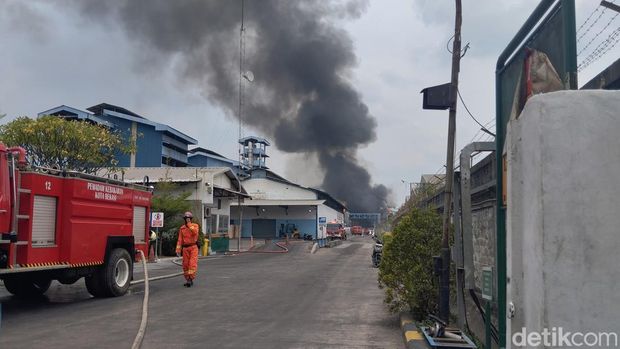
230 137 346 240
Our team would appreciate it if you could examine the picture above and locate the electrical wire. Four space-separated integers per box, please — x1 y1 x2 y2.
447 35 469 57
457 89 496 137
447 34 455 54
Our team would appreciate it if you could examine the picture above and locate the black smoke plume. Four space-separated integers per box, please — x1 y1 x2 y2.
67 0 389 212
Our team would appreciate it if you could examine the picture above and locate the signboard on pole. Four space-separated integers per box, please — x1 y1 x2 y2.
151 212 164 228
482 267 493 301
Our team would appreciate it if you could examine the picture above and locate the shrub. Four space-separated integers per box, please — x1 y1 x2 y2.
160 228 181 256
378 207 443 318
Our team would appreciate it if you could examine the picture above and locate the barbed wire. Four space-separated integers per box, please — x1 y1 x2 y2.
578 10 619 57
577 5 606 43
468 118 495 145
578 25 620 71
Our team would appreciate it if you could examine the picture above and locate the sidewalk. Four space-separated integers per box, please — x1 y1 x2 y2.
133 256 181 280
226 238 265 252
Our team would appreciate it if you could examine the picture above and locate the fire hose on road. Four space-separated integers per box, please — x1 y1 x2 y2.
130 243 288 348
131 250 149 349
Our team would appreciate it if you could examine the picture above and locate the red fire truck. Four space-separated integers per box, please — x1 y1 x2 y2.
0 145 152 297
326 221 347 240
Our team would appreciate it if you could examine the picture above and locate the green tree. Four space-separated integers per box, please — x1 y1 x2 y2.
0 116 132 174
378 207 443 318
150 181 194 256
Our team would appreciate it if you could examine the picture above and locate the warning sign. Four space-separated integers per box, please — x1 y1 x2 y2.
151 212 164 228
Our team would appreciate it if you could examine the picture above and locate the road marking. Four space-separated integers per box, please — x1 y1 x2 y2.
405 330 423 341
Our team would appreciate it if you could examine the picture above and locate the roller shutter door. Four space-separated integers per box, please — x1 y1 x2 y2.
133 206 146 244
32 195 57 246
252 219 276 238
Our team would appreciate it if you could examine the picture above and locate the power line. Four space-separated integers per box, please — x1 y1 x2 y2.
457 89 496 137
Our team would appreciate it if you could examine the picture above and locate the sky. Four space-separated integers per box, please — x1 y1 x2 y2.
0 0 617 208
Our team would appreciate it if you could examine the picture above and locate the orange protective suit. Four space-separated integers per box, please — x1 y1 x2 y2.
176 222 200 281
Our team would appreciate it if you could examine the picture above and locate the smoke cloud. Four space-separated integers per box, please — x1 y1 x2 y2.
65 0 389 212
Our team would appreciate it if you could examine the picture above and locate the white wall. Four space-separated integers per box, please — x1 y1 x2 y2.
231 205 316 220
212 172 232 191
505 91 620 347
242 178 316 200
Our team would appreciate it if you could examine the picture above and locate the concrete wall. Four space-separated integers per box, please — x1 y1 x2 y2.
505 90 620 346
208 198 232 234
212 173 232 190
472 204 496 291
466 203 498 347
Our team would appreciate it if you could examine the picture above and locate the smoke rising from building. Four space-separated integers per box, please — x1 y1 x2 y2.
67 0 389 212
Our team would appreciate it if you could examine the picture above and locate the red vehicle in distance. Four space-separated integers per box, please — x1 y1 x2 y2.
326 222 347 240
351 226 363 235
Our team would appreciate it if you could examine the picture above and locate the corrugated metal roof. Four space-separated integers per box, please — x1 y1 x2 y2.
103 167 249 196
108 167 229 183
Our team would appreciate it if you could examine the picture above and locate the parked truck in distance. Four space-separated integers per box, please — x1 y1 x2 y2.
0 144 152 298
351 226 363 235
326 222 347 240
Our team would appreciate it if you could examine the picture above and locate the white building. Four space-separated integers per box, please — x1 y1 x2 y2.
230 168 346 240
108 167 249 235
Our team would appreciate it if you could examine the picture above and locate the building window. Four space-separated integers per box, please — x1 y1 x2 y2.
204 215 214 234
218 215 229 233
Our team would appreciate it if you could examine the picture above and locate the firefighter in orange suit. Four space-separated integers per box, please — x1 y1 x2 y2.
176 211 200 287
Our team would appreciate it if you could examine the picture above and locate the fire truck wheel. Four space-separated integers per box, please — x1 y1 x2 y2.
103 248 132 297
86 248 133 297
3 276 52 297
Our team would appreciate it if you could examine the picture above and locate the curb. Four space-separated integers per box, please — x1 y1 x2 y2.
399 313 430 349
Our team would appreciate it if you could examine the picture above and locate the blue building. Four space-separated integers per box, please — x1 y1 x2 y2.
39 103 197 167
188 147 238 169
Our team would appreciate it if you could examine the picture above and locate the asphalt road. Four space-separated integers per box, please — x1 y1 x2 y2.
0 236 401 349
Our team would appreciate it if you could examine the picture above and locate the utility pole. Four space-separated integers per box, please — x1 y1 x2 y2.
237 0 245 253
440 0 462 324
